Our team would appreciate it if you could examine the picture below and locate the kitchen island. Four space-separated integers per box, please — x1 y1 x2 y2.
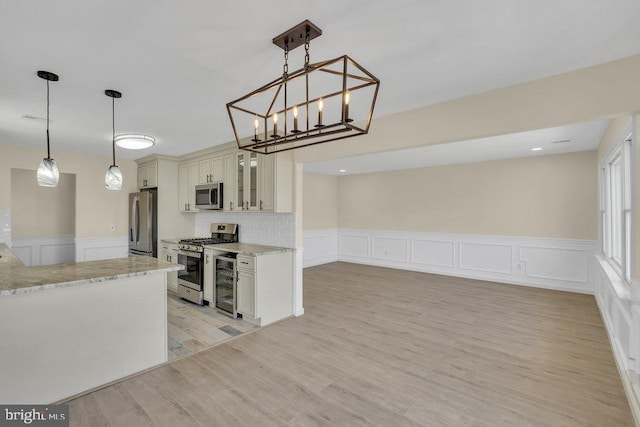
0 243 183 404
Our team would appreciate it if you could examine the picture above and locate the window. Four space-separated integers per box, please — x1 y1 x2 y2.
601 128 633 283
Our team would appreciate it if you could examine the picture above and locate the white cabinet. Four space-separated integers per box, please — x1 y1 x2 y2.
221 150 291 213
223 154 236 211
137 161 157 189
160 241 179 292
229 151 277 212
199 156 224 184
237 256 256 317
234 151 260 211
235 252 293 326
203 248 214 304
178 162 199 212
259 154 275 211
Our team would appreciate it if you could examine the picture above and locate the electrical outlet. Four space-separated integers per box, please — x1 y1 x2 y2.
110 224 116 232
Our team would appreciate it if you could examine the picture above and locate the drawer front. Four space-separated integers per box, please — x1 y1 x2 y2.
237 255 255 271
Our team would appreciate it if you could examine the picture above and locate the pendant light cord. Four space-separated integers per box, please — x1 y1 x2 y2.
46 79 51 160
111 95 116 167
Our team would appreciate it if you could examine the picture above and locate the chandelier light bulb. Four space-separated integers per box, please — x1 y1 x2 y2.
272 112 279 138
344 91 352 123
252 117 260 142
292 105 299 133
316 98 324 127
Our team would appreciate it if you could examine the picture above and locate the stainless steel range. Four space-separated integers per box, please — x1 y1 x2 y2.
176 223 238 305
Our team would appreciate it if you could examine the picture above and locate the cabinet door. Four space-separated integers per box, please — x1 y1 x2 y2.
212 156 224 182
236 152 246 210
259 154 275 211
146 162 158 187
237 270 256 317
246 152 259 210
223 154 237 211
199 158 213 184
188 162 199 211
203 249 214 303
178 164 189 212
137 166 148 189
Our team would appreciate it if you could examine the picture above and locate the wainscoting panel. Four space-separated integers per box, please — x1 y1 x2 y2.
520 246 588 283
11 236 75 266
371 237 408 262
338 234 369 258
75 236 128 262
411 239 455 268
459 242 513 275
303 230 338 268
305 228 596 294
594 258 640 423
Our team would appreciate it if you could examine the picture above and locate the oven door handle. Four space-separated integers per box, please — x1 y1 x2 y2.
177 250 202 259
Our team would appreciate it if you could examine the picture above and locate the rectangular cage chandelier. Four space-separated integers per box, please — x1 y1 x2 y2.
226 20 380 155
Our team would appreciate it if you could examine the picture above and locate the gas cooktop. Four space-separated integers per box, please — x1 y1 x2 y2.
178 223 239 251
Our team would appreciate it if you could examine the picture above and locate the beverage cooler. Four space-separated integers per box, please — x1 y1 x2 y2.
214 254 238 318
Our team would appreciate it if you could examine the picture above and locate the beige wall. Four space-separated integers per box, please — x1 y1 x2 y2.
295 54 640 164
10 169 76 237
337 151 598 240
303 172 338 230
0 142 137 238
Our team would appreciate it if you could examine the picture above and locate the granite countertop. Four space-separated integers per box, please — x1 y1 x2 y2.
203 242 294 256
160 238 183 245
0 243 184 297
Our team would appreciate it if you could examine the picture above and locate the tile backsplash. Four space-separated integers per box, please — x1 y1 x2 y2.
194 212 295 248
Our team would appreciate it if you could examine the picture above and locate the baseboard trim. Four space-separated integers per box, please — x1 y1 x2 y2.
339 256 594 295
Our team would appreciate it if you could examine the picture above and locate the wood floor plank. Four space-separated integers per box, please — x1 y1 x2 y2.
68 262 635 426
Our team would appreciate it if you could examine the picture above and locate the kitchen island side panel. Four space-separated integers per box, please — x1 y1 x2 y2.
0 273 167 404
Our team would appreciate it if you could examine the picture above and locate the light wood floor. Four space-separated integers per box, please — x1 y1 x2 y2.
67 262 634 426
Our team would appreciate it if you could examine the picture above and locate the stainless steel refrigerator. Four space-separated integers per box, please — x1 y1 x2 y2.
129 189 157 257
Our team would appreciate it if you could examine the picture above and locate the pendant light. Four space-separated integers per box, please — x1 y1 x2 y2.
36 70 60 187
104 89 123 190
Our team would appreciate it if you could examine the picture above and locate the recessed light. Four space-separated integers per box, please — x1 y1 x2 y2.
339 169 346 173
531 147 543 151
115 134 155 150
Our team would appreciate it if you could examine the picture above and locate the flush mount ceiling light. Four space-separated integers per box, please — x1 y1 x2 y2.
105 89 123 190
227 20 380 155
36 70 60 187
531 147 543 151
114 134 155 150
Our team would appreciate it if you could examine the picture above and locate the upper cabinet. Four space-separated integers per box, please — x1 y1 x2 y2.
137 161 157 189
225 151 285 212
178 162 199 212
235 151 259 211
179 155 224 212
198 156 223 184
179 148 292 214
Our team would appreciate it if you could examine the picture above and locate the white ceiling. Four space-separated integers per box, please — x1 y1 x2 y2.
304 119 610 175
1 1 639 161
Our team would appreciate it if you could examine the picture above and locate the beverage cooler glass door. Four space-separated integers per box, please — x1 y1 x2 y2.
215 255 237 318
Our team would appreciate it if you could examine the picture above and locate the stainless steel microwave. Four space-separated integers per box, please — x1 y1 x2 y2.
195 182 223 210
